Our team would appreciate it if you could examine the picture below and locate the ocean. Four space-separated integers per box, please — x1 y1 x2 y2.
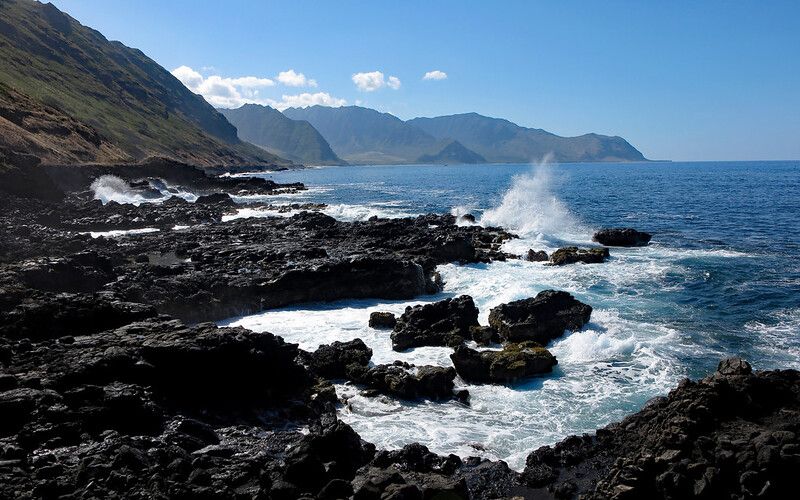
213 160 800 470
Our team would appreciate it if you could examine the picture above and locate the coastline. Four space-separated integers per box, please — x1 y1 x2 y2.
1 163 798 499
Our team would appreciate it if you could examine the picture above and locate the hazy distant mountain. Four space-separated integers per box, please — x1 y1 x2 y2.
0 0 285 167
408 112 647 163
219 104 344 165
417 140 486 164
282 105 482 165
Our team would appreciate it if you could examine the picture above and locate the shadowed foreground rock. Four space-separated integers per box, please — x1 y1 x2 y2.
488 290 593 344
522 358 800 499
593 228 652 247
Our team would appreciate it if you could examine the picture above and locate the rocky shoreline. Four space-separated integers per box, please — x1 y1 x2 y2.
1 162 798 499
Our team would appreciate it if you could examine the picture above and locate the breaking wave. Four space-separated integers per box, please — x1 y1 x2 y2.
480 163 590 243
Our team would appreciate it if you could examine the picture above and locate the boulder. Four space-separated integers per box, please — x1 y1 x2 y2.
592 228 652 247
306 339 373 378
194 192 235 206
488 290 592 344
369 312 397 329
346 361 457 401
549 246 609 265
391 296 479 351
450 343 557 383
458 213 476 223
525 249 549 262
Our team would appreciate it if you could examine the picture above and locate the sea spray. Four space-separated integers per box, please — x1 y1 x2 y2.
90 175 150 205
90 175 197 205
480 160 590 244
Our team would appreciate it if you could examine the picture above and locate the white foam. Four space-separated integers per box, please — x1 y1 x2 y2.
321 203 417 222
221 207 298 222
90 175 198 205
746 309 800 369
85 228 160 238
222 257 696 470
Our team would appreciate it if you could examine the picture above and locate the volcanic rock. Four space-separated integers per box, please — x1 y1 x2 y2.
592 228 652 247
391 295 480 351
450 342 557 383
549 246 609 265
488 290 592 344
305 339 373 378
369 311 397 329
525 249 549 262
345 361 457 401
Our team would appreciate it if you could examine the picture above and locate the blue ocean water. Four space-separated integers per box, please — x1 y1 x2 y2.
224 161 800 468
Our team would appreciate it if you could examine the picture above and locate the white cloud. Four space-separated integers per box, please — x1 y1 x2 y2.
423 70 447 81
172 65 203 89
276 92 346 110
352 71 401 91
277 69 318 88
171 65 344 110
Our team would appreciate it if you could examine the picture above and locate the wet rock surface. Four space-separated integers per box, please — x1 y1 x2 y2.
451 342 558 384
593 227 652 247
488 290 593 344
549 246 610 265
391 295 481 351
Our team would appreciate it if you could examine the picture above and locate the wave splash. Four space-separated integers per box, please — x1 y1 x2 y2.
90 175 197 205
479 160 589 243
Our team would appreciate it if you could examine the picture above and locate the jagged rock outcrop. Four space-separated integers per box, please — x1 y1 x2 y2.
391 296 480 351
488 291 592 344
522 358 800 499
592 228 652 247
304 339 373 379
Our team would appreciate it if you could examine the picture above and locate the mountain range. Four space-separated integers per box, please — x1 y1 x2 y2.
282 105 484 165
218 104 345 165
275 105 646 165
0 0 284 167
408 113 647 163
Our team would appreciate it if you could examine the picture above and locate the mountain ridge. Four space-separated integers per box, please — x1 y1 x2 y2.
408 112 647 163
219 104 345 166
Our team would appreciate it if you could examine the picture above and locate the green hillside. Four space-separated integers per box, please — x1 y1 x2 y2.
0 0 286 167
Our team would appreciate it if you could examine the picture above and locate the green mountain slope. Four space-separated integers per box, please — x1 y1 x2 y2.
219 104 344 166
282 105 483 165
407 112 647 163
0 0 286 167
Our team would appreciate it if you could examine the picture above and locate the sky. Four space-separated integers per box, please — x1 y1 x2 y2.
49 0 800 161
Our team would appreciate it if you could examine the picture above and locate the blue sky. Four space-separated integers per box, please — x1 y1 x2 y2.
50 0 799 161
